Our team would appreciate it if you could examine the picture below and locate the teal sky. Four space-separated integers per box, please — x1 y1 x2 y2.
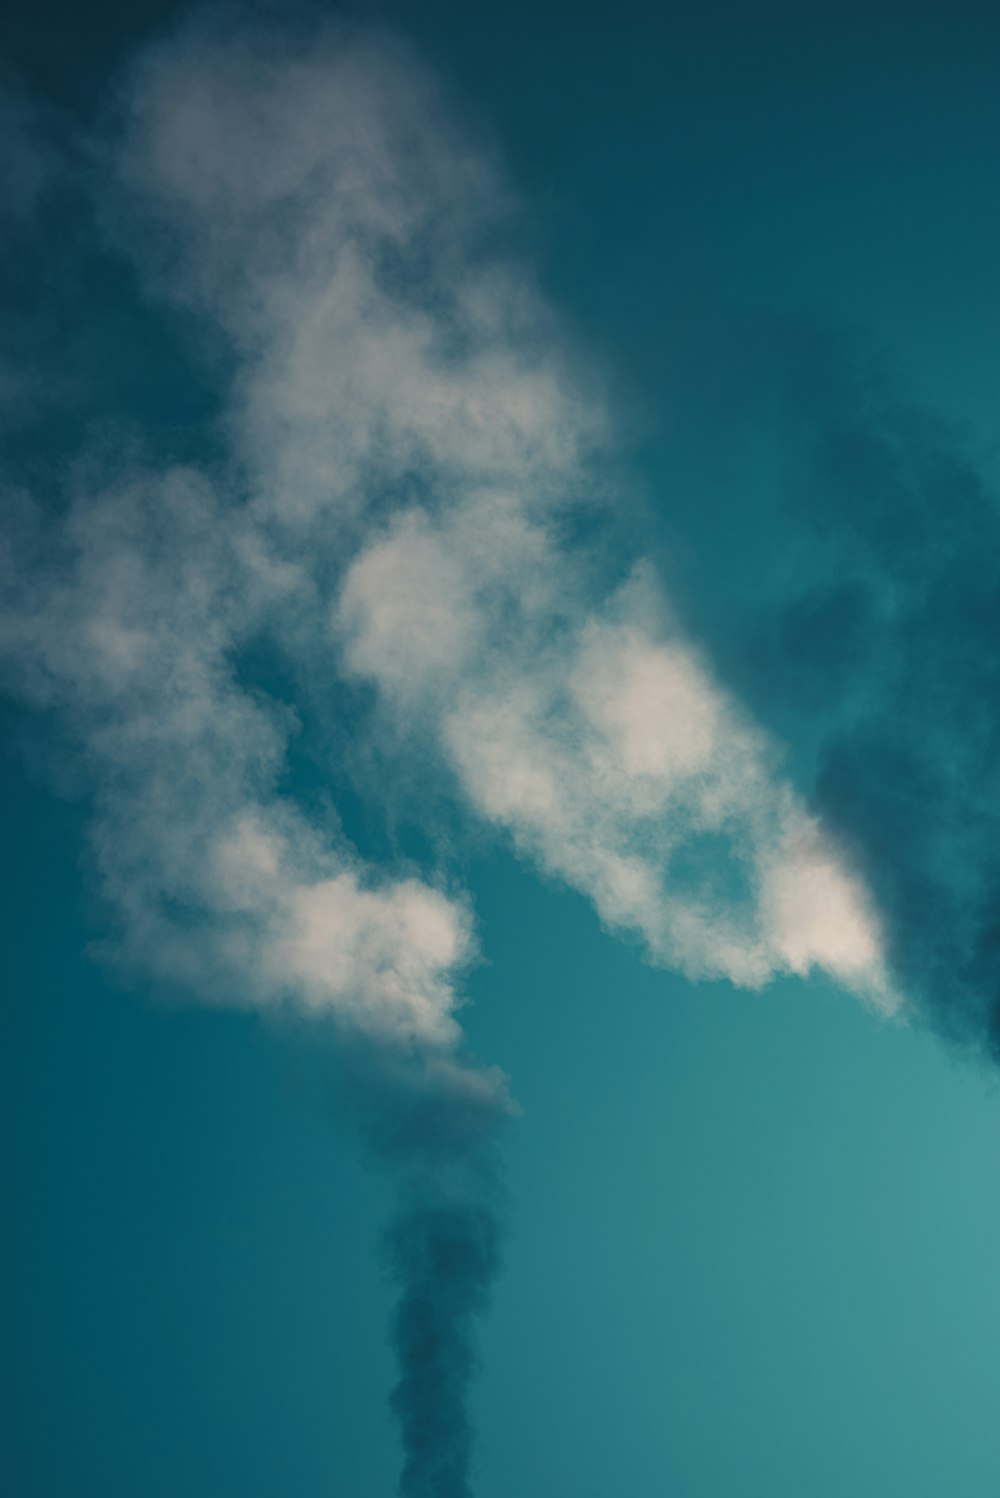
4 4 1000 1496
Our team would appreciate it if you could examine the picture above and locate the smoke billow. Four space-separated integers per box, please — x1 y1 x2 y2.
675 323 1000 1063
0 13 912 1494
792 383 1000 1061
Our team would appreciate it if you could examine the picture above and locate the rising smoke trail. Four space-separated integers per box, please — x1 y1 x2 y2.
387 1193 503 1498
373 1058 507 1498
0 14 905 1494
106 13 889 1009
332 1043 510 1496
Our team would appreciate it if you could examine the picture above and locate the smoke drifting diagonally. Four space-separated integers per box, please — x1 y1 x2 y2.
115 16 891 1012
0 14 902 1494
723 342 1000 1062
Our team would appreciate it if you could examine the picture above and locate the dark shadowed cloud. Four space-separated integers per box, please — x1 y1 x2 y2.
674 325 1000 1062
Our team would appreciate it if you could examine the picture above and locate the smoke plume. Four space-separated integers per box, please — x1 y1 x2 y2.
728 335 1000 1061
0 14 907 1491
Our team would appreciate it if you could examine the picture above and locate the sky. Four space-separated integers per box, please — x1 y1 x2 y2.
3 2 1000 1495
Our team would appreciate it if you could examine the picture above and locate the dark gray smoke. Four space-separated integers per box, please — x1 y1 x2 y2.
675 320 1000 1061
386 1192 503 1498
796 390 1000 1060
332 1043 510 1497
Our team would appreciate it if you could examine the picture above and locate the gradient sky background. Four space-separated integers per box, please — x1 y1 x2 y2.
4 3 1000 1496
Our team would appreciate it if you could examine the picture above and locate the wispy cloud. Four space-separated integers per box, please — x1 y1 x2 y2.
341 519 890 1002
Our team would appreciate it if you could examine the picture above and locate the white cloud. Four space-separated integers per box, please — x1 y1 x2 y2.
339 511 479 695
123 20 893 1013
115 25 593 529
760 817 889 993
341 506 893 1006
0 469 472 1048
1 17 897 1070
575 629 721 780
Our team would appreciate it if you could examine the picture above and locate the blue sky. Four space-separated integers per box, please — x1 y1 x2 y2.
4 3 1000 1495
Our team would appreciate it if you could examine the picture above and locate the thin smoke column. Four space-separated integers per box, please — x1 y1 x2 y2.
388 1198 502 1498
353 1053 508 1498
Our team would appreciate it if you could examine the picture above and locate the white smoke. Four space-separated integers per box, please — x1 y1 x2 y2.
0 21 902 1495
0 466 473 1045
0 17 895 1074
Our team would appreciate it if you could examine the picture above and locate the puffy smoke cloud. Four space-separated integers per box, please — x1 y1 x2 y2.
90 15 893 1017
338 503 891 1006
113 19 589 531
0 467 473 1046
0 15 902 1495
